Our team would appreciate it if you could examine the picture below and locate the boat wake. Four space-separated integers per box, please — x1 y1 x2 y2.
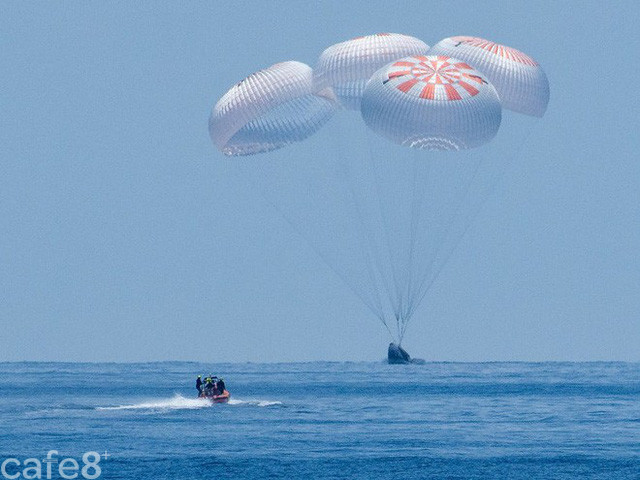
96 394 208 411
96 394 281 411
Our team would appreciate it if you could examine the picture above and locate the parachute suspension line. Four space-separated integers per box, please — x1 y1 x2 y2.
401 155 486 341
401 154 426 335
400 159 496 341
338 157 398 341
366 136 405 335
380 314 396 342
333 126 391 325
237 162 388 331
399 157 479 343
368 151 402 339
399 153 464 344
400 133 534 341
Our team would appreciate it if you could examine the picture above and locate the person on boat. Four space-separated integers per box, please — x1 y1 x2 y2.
216 378 226 394
204 376 215 395
211 375 220 393
196 375 203 396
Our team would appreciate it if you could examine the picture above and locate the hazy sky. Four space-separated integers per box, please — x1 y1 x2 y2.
1 1 639 362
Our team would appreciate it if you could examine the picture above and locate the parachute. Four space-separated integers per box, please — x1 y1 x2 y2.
361 55 502 150
209 35 549 348
428 36 550 117
314 33 429 110
209 61 337 156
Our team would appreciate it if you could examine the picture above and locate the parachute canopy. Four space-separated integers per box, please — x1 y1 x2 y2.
210 34 549 344
361 55 502 150
428 36 549 117
209 61 337 156
314 33 429 110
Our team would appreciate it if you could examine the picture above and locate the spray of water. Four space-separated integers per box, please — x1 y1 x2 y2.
96 394 282 411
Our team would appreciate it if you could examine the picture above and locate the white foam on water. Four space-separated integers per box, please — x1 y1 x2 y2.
96 394 210 411
96 395 282 411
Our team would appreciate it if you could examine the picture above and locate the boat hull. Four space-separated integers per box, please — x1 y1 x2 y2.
199 390 230 403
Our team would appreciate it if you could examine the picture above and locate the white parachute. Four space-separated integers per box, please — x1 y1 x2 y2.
209 34 549 346
314 33 429 110
209 61 337 156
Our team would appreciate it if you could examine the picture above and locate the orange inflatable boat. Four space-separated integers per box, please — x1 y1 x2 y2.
199 390 230 404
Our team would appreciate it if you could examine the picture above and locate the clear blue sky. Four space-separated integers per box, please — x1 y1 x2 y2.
1 1 638 362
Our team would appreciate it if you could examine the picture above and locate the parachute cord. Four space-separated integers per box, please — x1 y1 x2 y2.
331 125 398 340
404 151 464 336
237 162 388 331
337 128 392 324
366 135 404 323
401 156 485 340
400 133 533 340
401 163 493 341
382 317 396 343
400 150 446 341
402 154 425 328
338 157 395 334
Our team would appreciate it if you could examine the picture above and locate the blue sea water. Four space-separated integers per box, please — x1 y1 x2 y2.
1 362 639 479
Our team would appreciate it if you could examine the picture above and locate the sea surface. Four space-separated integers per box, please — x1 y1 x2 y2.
1 362 639 479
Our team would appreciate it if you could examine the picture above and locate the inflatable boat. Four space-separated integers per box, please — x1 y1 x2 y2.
199 390 230 403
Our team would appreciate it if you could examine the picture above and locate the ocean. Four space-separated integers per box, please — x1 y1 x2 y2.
1 361 639 479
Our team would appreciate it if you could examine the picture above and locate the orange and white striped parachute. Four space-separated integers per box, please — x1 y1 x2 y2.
428 36 549 117
361 55 502 150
